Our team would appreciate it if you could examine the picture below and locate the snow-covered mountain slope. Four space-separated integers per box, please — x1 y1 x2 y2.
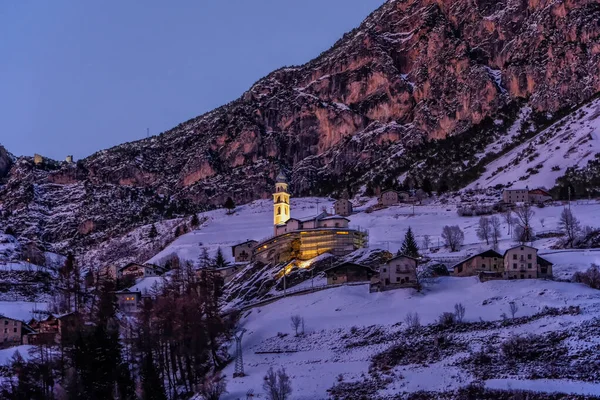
148 197 600 273
222 278 600 399
468 97 600 190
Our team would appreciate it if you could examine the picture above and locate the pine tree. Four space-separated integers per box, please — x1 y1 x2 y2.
399 227 420 258
422 178 433 196
214 247 229 269
140 353 167 400
190 214 200 228
224 197 236 214
149 224 158 239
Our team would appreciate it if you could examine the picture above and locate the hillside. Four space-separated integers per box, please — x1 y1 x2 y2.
1 0 600 263
222 279 600 399
468 96 600 191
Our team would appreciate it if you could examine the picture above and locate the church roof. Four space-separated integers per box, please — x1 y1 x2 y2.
276 170 288 183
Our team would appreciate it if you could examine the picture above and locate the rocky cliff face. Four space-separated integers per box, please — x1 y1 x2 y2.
1 0 600 255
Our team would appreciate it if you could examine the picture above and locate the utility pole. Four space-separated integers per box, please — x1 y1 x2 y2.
146 127 149 138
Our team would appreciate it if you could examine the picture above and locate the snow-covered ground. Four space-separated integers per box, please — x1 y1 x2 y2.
0 301 48 321
222 278 600 399
468 96 600 190
149 196 600 278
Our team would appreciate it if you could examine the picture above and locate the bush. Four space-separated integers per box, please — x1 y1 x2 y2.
437 312 456 327
501 335 534 360
573 264 600 289
404 312 421 330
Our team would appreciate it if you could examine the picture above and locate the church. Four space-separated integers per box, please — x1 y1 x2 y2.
249 171 368 264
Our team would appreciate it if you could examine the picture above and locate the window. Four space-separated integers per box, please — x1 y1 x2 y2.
277 207 281 215
513 263 517 269
520 247 524 250
528 263 532 269
3 321 7 326
332 276 337 281
527 254 532 260
382 268 387 273
396 277 401 282
513 254 517 260
284 208 288 215
13 321 16 326
277 196 281 203
13 328 16 333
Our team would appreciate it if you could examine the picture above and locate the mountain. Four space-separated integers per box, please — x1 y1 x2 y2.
2 0 600 258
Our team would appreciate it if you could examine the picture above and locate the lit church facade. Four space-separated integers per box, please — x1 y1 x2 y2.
249 171 368 264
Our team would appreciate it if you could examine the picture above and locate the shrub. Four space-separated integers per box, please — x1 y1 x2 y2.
404 312 421 330
573 264 600 289
501 335 533 360
437 312 456 327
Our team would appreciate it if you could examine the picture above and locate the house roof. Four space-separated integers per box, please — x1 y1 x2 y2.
503 245 537 256
323 262 377 275
387 254 419 264
232 240 258 249
537 256 553 267
451 249 502 270
319 215 350 221
529 188 551 196
380 189 398 196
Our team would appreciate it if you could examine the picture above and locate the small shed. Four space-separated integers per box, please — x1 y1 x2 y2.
324 262 376 285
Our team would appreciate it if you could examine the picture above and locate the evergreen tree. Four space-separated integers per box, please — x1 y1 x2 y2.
214 247 229 269
422 178 433 196
399 227 420 258
190 214 200 228
224 197 236 214
149 224 158 239
140 353 167 400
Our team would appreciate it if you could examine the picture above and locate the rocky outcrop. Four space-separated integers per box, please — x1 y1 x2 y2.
0 146 13 181
1 0 600 255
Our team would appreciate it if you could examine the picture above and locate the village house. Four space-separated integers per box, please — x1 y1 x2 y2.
231 240 258 263
0 316 33 348
115 291 143 314
452 250 503 277
379 189 399 206
25 312 79 345
323 262 376 285
117 262 163 279
502 189 529 205
503 245 553 280
373 255 418 291
398 191 411 202
528 188 553 204
334 198 353 217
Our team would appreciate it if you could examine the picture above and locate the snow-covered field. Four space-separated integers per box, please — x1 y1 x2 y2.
149 196 600 278
222 278 600 399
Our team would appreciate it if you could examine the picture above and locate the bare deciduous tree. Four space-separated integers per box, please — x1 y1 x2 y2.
422 235 431 251
263 367 293 400
476 217 491 245
514 205 535 243
197 373 228 400
558 208 581 248
290 315 302 336
503 209 514 235
441 225 464 252
490 216 502 249
509 302 519 319
454 303 466 323
404 312 421 330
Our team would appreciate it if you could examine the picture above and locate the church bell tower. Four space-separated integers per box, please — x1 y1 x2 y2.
273 170 290 226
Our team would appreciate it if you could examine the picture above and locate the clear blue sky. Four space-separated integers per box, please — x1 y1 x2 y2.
0 1 385 160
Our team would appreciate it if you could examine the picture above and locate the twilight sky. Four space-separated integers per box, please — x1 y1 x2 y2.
0 1 385 160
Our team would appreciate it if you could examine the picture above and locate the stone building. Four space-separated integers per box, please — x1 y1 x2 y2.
379 189 399 206
117 263 162 279
502 189 529 204
452 250 503 277
528 188 552 204
334 199 353 217
253 175 368 264
231 240 258 263
115 291 142 313
373 255 418 291
503 245 553 279
0 316 33 348
324 262 376 285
